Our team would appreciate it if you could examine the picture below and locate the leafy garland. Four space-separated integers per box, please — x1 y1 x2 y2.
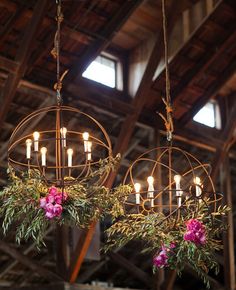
0 155 131 248
105 196 229 288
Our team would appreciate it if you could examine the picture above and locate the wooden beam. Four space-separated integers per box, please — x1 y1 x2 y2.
0 56 19 74
0 0 48 131
67 0 144 81
160 270 177 290
0 240 62 282
179 59 236 125
68 221 96 283
222 156 235 290
108 251 151 286
210 97 236 182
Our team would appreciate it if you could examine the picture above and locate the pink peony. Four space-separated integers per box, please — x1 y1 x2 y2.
53 204 63 216
39 197 47 209
46 193 55 204
49 186 58 196
184 219 206 245
54 191 68 204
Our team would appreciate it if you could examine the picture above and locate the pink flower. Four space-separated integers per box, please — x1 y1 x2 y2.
53 204 63 216
49 186 58 196
45 203 55 219
54 191 68 204
45 211 55 219
153 248 168 268
39 197 47 209
184 219 206 245
46 194 55 203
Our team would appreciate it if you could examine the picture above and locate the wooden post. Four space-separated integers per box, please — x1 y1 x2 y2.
222 156 235 290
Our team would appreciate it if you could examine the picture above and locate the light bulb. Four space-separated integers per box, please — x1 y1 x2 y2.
147 176 154 184
60 127 67 147
25 139 32 159
134 183 141 205
40 147 47 167
33 131 40 151
174 175 181 183
67 148 73 168
134 183 141 193
83 132 89 141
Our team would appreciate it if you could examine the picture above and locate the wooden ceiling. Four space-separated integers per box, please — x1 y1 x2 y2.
0 0 235 289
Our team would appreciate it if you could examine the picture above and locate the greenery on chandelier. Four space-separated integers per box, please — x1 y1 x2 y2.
0 155 131 248
105 199 229 288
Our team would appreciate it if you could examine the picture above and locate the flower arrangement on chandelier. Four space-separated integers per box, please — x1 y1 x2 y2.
0 155 132 248
105 198 229 288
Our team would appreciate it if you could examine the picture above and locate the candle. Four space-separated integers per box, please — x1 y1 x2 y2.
174 175 182 207
33 131 40 152
83 132 89 152
147 176 154 198
60 127 67 148
40 147 47 167
134 183 141 204
26 139 32 159
87 141 92 161
67 148 73 168
194 176 202 197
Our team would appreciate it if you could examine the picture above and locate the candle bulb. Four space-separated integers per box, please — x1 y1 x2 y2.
33 131 40 152
87 141 92 161
41 147 47 167
26 139 32 159
194 176 202 197
83 132 89 152
174 175 182 207
134 183 141 204
60 127 67 148
147 176 154 198
67 148 73 168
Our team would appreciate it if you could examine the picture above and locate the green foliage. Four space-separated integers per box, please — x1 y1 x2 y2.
0 156 124 248
105 197 230 288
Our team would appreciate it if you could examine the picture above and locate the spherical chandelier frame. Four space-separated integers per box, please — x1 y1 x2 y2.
8 105 113 188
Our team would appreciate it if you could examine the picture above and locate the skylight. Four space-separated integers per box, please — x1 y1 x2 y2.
193 101 217 128
82 55 116 88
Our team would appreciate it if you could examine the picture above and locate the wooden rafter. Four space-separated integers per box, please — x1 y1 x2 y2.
0 240 61 282
66 0 144 81
0 0 48 131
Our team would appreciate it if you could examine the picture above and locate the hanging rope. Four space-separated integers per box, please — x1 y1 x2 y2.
51 0 68 105
158 0 174 142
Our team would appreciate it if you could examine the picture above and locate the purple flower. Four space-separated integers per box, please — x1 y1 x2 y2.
39 197 47 209
184 219 206 245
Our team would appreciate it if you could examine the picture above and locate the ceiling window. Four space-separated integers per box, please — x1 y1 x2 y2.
193 101 221 129
82 55 116 88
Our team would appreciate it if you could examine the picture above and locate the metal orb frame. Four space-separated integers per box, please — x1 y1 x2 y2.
123 146 222 218
8 105 113 188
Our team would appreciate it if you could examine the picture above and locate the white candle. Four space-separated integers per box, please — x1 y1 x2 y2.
60 127 67 148
26 139 32 159
194 177 202 197
67 148 73 168
41 147 47 167
174 175 182 207
33 131 40 152
83 132 89 152
87 141 92 161
147 176 154 198
134 183 141 204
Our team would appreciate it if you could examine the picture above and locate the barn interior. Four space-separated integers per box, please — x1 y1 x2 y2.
0 0 235 289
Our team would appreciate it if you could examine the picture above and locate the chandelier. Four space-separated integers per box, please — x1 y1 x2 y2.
105 1 228 287
7 0 113 189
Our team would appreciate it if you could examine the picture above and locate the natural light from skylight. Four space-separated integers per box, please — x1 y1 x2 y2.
193 102 215 128
82 55 116 88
